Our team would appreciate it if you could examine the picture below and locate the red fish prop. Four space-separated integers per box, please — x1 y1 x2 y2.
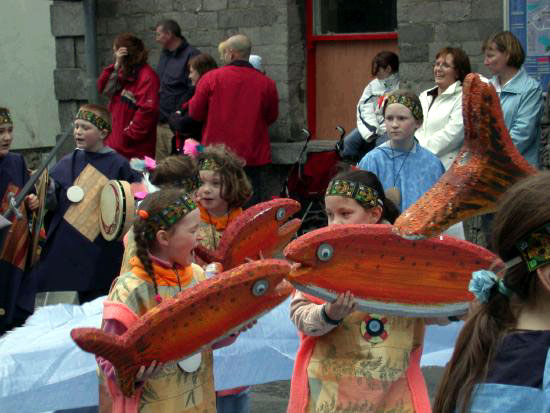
70 259 292 396
284 224 498 317
194 198 302 268
394 73 536 239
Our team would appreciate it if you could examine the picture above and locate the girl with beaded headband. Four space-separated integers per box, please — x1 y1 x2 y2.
434 171 550 413
358 89 445 214
196 144 252 251
98 188 219 412
288 167 436 412
0 107 39 334
194 144 253 412
120 154 199 274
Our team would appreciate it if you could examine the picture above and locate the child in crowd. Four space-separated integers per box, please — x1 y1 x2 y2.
196 144 252 250
0 107 39 334
341 51 400 161
98 188 217 412
358 89 445 212
195 144 253 412
31 104 140 305
288 168 434 412
434 172 550 413
120 154 199 273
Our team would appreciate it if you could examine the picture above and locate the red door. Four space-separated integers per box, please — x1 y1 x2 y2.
306 0 398 139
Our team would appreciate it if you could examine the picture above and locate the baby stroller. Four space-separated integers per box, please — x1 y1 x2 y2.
282 127 346 234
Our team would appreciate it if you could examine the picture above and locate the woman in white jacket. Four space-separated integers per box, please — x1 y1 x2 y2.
416 47 472 170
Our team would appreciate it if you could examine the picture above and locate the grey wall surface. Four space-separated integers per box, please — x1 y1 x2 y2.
397 0 503 93
0 0 59 150
51 0 306 147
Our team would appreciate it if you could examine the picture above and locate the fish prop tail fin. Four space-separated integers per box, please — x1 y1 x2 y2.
71 327 139 397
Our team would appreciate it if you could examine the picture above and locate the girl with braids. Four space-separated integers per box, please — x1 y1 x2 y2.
434 172 550 413
98 188 221 412
120 154 199 274
288 167 435 413
196 144 252 251
194 144 253 413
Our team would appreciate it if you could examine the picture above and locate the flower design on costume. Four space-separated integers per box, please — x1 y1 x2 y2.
360 314 389 344
469 270 510 303
326 179 380 209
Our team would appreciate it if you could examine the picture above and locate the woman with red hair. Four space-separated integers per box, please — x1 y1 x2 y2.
98 33 160 159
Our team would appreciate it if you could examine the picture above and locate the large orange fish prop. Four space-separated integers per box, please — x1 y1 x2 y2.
284 224 498 317
394 73 536 239
70 259 292 396
193 198 302 268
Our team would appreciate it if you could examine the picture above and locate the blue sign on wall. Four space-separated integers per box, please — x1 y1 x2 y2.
509 0 550 91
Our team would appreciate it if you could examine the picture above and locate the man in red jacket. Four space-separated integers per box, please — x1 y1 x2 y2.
189 34 279 205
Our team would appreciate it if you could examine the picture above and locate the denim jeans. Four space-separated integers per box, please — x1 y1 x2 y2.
341 128 386 162
216 390 250 413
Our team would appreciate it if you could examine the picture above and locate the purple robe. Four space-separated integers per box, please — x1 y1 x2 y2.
30 149 140 297
0 153 31 331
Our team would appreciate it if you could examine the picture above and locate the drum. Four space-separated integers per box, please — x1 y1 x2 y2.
99 180 135 241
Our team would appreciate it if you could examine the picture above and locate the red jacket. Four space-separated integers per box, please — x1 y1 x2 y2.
189 61 279 166
98 64 160 159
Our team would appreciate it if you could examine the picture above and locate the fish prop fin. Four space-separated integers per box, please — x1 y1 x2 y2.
394 73 536 239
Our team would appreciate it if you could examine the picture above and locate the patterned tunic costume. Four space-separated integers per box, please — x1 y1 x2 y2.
99 256 216 413
288 292 430 413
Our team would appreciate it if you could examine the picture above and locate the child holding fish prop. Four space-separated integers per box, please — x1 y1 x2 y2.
286 168 437 412
434 172 550 413
71 187 293 411
121 154 200 273
192 143 301 270
95 188 219 412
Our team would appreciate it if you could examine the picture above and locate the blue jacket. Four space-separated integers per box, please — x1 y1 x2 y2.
490 68 543 168
467 348 550 412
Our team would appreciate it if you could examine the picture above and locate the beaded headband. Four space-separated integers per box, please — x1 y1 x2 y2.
326 179 382 209
0 108 12 126
75 109 112 132
384 94 424 123
505 222 550 272
138 193 197 240
198 157 222 171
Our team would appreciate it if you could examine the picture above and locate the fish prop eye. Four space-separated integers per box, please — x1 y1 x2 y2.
252 279 269 296
317 243 333 262
276 207 286 221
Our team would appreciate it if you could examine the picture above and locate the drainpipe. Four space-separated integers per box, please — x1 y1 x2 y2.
83 0 99 103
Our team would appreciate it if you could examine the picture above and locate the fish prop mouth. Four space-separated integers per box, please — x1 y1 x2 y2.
289 281 469 318
278 217 302 237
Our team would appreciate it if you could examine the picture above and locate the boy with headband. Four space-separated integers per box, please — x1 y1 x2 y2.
28 104 140 309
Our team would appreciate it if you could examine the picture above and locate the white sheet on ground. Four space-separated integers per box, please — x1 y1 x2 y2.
0 297 462 412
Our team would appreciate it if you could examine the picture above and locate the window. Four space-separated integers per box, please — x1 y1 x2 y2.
314 0 397 35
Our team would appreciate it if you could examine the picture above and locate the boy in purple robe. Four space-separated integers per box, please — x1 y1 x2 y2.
28 104 140 308
0 107 39 334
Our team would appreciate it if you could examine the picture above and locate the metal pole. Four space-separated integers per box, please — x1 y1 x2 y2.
83 0 99 104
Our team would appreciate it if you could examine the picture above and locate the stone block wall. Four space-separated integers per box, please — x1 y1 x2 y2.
51 0 306 151
397 0 503 93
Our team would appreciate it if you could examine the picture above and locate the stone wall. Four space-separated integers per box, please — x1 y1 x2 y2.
397 0 503 93
51 0 306 156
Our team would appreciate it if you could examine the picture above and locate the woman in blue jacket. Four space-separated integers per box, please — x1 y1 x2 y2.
483 31 543 168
